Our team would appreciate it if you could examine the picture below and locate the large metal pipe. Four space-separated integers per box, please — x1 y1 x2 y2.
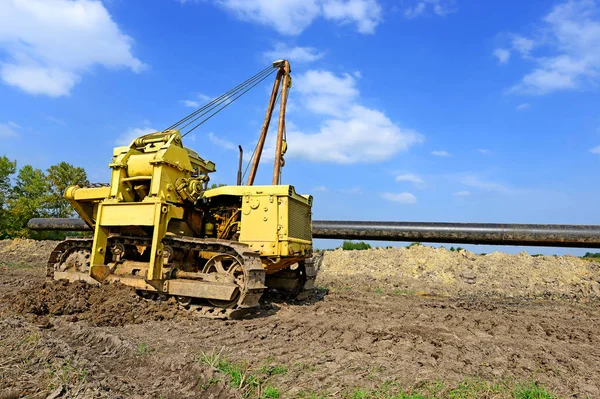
312 220 600 248
28 218 91 231
28 218 600 248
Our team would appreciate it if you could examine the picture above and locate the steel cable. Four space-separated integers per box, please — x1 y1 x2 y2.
164 65 274 132
181 68 277 138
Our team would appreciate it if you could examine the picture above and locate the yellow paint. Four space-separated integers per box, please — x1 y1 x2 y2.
65 129 313 288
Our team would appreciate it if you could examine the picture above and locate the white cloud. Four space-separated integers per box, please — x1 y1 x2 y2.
395 174 424 184
453 190 471 197
590 145 600 154
263 43 324 63
321 0 382 34
431 150 450 157
286 105 423 163
493 48 511 64
512 35 535 56
262 68 423 164
294 70 359 117
0 122 19 138
197 93 213 102
477 148 491 154
208 132 237 150
181 93 215 108
312 185 328 192
212 0 382 35
0 0 144 97
460 175 511 193
115 127 157 146
181 100 200 108
506 0 600 95
516 103 531 111
404 0 456 18
381 192 418 204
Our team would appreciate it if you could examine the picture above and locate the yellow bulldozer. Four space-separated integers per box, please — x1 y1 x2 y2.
46 60 315 318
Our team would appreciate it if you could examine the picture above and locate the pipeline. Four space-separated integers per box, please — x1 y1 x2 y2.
27 218 600 248
312 220 600 249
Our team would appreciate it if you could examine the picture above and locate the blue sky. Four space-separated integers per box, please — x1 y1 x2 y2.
1 0 600 254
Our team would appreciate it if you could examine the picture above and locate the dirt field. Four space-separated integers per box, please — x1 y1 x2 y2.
1 239 600 398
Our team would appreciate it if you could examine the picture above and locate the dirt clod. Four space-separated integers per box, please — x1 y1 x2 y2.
10 279 187 327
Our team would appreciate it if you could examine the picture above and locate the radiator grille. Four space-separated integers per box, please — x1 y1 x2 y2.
288 198 312 241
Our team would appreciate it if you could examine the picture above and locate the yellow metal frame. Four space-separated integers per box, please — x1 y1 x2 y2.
203 184 313 260
64 128 313 285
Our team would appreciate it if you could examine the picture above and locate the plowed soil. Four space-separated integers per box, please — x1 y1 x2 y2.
1 239 600 398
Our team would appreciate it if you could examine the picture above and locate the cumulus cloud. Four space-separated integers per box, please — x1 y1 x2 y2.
0 0 144 97
504 0 600 95
312 185 328 192
381 192 417 204
115 127 157 146
263 43 324 63
279 69 423 163
404 0 457 18
431 150 450 157
321 0 382 34
493 48 511 64
210 0 382 35
516 103 531 111
294 70 359 117
287 106 422 163
477 149 491 154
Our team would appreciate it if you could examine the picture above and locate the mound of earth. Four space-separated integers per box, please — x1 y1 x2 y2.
8 280 187 327
0 238 59 267
318 245 600 300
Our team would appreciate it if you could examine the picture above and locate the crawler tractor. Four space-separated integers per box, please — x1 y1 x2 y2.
48 60 315 318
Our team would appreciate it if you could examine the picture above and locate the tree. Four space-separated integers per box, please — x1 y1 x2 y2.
6 165 48 237
0 155 16 208
0 156 17 238
46 162 88 217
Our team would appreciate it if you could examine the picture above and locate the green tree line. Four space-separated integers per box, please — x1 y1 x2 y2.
0 155 88 239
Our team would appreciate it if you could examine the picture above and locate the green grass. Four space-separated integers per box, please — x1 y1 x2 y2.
513 382 556 399
394 289 417 296
200 350 287 398
261 386 281 398
46 360 89 392
261 364 287 376
199 349 564 399
136 343 150 355
300 379 563 399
